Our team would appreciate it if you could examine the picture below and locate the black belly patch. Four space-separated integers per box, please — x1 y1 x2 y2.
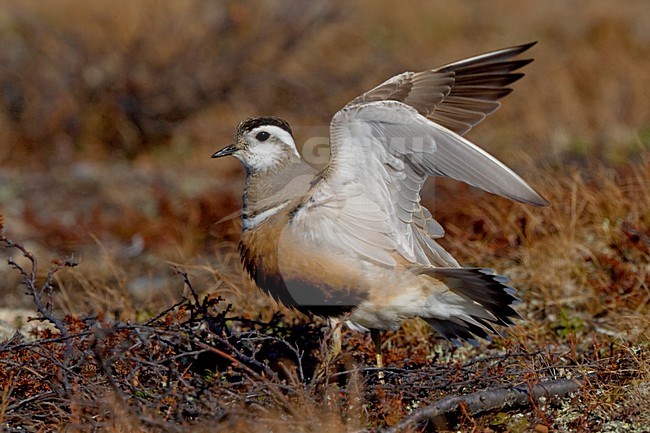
257 274 365 318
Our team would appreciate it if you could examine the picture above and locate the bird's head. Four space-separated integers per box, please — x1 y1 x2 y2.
212 116 299 174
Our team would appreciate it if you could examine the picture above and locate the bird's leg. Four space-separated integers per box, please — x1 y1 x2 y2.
371 328 384 382
326 317 342 361
316 317 341 380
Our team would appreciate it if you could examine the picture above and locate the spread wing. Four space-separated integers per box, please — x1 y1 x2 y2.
293 43 547 268
346 42 537 136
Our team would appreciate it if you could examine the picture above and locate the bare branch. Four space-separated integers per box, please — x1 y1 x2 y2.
1 234 76 347
385 377 585 432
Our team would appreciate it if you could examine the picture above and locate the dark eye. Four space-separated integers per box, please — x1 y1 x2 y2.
256 131 270 142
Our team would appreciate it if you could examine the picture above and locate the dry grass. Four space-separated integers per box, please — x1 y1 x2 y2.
0 0 649 431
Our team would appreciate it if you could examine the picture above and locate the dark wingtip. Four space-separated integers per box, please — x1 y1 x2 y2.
511 58 535 71
513 41 538 54
524 40 538 49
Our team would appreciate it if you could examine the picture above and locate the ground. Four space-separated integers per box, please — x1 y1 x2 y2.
0 1 649 432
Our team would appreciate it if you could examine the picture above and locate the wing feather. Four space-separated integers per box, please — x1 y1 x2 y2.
291 43 546 269
347 42 537 136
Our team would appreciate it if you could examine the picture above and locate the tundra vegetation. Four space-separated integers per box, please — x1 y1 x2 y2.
0 1 648 431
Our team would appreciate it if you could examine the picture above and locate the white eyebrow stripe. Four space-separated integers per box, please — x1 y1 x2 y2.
249 125 299 156
243 201 291 230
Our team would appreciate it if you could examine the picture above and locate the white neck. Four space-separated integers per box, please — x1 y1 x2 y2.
242 201 290 230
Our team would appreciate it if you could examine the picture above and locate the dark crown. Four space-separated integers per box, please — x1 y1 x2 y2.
237 116 293 137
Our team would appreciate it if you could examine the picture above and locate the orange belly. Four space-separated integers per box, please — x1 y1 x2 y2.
240 213 372 316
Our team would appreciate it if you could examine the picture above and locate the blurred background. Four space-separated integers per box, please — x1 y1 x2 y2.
0 0 648 319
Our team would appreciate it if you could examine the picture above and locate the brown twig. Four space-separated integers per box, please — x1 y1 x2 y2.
195 341 302 421
1 235 76 344
1 233 78 396
385 377 585 432
174 267 201 309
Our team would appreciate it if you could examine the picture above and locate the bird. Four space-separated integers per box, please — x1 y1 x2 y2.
212 42 548 373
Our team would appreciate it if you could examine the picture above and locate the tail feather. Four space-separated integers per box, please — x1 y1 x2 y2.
425 317 492 347
421 267 521 345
